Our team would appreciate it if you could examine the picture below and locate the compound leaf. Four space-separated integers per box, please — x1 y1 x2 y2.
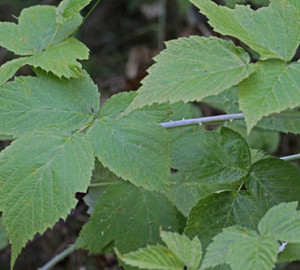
246 158 300 207
201 227 278 270
192 0 300 61
76 182 182 254
124 36 253 113
0 5 87 82
239 60 300 132
0 130 94 267
88 92 171 191
0 72 99 137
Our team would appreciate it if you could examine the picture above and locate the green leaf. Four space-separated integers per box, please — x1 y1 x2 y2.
88 92 171 191
57 0 93 23
239 60 300 132
278 243 300 262
201 226 279 270
191 0 300 61
246 158 300 207
161 231 202 270
224 0 270 8
170 172 239 217
258 202 300 242
0 217 8 250
185 191 268 247
0 5 87 82
116 245 184 270
124 36 253 113
84 159 122 215
0 72 99 137
76 182 182 254
0 130 94 267
0 38 89 83
172 127 251 185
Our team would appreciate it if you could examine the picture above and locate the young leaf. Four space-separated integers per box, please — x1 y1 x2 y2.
161 231 202 270
57 0 93 23
185 191 268 247
172 127 251 185
0 5 87 81
0 72 99 137
201 227 279 270
116 245 184 270
76 182 182 254
191 0 300 61
124 36 254 114
258 202 300 242
0 130 94 267
88 92 171 191
246 158 300 207
238 60 300 132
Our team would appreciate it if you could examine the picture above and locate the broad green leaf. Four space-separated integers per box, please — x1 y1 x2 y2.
0 217 8 250
250 149 267 164
161 231 202 270
246 158 300 207
185 191 268 247
172 127 251 185
0 130 94 267
0 72 99 137
191 0 300 61
0 38 89 83
0 6 81 55
84 159 122 215
170 172 238 217
0 6 87 82
116 245 184 270
76 182 182 254
258 202 300 242
239 60 300 132
278 243 300 262
124 36 253 114
88 92 171 191
57 0 92 23
201 227 279 270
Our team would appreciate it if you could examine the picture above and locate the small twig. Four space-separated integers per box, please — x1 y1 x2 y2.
280 153 300 161
38 245 76 270
82 0 102 24
160 113 244 128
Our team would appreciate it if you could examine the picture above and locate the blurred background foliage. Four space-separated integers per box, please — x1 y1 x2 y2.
0 0 299 269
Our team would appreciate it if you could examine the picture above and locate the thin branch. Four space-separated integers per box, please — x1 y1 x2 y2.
160 113 244 128
38 245 76 270
280 153 300 161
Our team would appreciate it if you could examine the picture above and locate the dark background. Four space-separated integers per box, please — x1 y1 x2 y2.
0 0 299 269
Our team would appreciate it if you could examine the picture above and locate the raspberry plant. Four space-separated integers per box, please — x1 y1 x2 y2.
0 0 299 269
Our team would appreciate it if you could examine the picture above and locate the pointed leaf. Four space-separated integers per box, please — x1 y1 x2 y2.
116 245 184 270
258 202 300 242
172 127 251 185
201 227 279 270
191 0 300 61
239 60 300 132
57 0 93 23
246 158 300 207
76 182 182 254
185 191 268 247
124 36 253 113
161 231 202 270
0 130 94 267
88 92 171 191
0 72 99 137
